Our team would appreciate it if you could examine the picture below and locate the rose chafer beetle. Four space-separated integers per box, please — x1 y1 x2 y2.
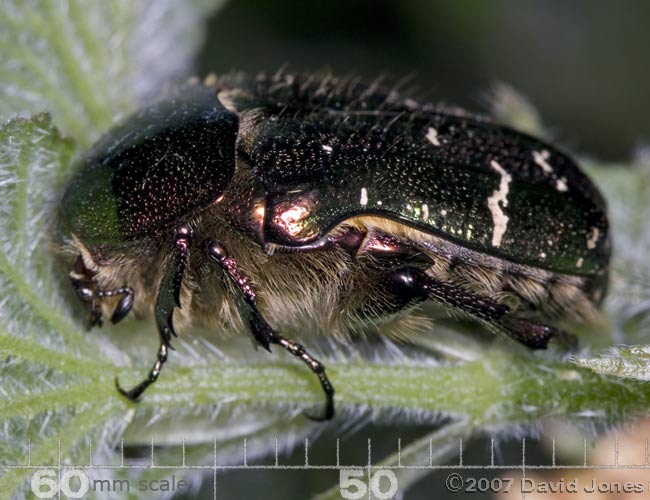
60 72 610 420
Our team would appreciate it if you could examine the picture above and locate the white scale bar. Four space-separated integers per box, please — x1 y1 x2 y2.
9 436 650 472
213 438 217 500
490 438 494 467
521 439 526 500
8 464 650 470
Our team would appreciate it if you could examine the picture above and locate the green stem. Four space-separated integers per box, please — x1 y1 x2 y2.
124 351 650 427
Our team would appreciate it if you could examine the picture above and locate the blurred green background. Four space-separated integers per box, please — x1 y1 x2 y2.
198 0 649 161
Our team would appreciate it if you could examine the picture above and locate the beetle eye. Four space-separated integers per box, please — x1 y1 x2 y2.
62 86 239 244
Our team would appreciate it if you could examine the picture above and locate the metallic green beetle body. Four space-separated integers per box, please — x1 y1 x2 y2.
59 72 610 419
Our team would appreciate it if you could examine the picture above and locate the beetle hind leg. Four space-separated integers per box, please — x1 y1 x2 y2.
497 316 578 351
388 266 576 351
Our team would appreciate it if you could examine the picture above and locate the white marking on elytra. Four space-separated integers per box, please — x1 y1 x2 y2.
425 127 441 146
556 176 568 192
377 200 383 206
322 144 333 153
576 257 584 269
487 160 512 248
440 209 447 216
587 227 600 250
406 204 413 211
422 203 429 221
360 187 368 206
540 251 547 259
533 149 554 174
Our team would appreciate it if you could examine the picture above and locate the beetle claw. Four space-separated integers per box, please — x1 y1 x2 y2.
115 342 169 401
302 399 335 422
115 377 142 403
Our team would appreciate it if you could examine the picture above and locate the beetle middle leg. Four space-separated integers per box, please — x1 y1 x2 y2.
207 240 335 421
116 225 193 402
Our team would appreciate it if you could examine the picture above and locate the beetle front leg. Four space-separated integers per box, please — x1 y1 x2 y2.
207 241 335 421
389 266 575 350
116 225 192 402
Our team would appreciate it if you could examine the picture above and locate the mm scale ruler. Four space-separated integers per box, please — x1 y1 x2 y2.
8 436 650 499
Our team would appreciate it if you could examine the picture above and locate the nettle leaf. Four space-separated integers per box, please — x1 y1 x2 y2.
0 114 125 496
576 346 650 381
0 0 228 148
0 0 229 497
